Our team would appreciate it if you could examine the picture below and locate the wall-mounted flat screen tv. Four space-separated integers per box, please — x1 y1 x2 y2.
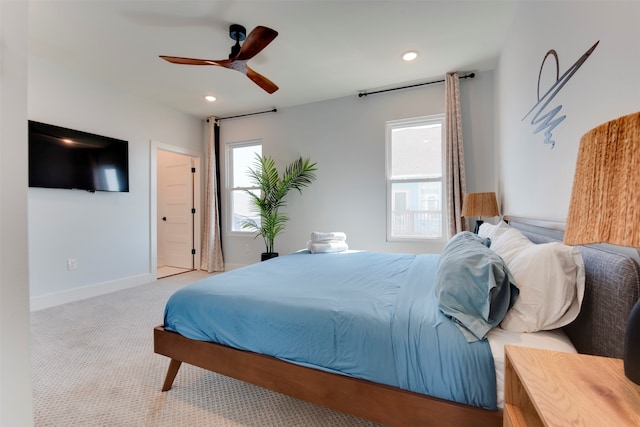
28 120 129 192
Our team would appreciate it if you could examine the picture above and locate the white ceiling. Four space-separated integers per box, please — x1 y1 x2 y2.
28 1 519 119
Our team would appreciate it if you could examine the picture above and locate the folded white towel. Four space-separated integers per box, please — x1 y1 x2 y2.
307 240 349 254
310 231 347 242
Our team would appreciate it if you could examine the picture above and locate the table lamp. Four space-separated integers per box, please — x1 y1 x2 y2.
461 192 499 234
564 111 640 386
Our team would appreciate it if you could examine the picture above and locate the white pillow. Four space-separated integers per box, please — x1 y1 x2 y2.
491 228 586 332
478 220 510 242
489 227 532 265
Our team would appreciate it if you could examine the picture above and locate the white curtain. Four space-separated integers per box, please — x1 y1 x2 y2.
444 72 468 237
200 117 224 272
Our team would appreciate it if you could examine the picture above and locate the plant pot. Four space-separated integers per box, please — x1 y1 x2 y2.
261 252 279 262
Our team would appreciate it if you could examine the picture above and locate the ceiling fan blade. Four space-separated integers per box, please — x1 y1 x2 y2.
235 26 278 60
159 55 228 66
246 65 279 94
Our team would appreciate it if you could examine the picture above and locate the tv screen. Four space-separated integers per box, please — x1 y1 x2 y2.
28 121 129 192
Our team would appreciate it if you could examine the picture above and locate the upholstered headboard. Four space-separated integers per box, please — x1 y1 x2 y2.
505 216 640 358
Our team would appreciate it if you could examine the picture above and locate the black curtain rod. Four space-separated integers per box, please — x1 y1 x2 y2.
207 108 277 122
358 73 475 98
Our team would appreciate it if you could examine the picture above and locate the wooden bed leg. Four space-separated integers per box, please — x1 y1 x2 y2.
161 359 182 391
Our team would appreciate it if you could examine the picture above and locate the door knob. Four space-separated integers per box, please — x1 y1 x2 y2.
162 217 167 221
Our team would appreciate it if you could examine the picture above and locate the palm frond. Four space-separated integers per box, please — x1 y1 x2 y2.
242 154 317 253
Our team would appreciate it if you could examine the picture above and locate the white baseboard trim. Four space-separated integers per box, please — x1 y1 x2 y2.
30 273 156 311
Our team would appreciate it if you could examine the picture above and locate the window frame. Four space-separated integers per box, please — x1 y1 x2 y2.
226 139 262 235
385 114 446 242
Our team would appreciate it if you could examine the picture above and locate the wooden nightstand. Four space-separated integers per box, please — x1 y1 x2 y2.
503 345 640 426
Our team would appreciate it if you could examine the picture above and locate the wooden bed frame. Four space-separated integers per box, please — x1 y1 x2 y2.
154 216 640 426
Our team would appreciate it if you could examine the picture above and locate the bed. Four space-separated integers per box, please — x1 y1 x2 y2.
154 216 640 426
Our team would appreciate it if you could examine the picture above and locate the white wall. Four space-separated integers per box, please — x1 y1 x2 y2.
0 1 33 424
220 70 496 268
496 1 640 221
28 57 204 309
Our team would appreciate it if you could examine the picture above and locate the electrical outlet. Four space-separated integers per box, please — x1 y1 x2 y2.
67 258 78 271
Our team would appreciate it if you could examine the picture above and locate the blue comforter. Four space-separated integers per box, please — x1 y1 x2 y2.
163 251 497 409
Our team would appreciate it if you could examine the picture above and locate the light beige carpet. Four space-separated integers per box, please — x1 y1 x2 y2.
31 271 382 426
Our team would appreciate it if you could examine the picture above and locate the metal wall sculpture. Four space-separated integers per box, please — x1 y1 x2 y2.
522 41 599 149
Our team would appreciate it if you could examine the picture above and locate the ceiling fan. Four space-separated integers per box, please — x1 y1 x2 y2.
160 24 279 94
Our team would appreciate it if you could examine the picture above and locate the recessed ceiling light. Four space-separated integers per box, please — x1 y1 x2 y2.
205 95 216 102
402 51 418 62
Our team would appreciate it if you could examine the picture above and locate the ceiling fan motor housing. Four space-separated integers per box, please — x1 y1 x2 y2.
229 24 247 58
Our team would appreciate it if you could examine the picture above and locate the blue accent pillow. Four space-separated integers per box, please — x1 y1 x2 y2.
435 231 519 342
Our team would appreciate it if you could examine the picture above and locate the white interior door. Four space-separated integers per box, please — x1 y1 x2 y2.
157 150 194 269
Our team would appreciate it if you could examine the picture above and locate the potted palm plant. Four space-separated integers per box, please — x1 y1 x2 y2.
241 154 317 261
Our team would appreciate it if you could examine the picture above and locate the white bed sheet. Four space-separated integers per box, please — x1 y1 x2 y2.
487 327 577 409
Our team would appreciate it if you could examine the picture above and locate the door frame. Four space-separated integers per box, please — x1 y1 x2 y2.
150 140 202 279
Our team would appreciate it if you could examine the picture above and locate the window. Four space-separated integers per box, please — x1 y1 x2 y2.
386 115 445 240
227 140 261 232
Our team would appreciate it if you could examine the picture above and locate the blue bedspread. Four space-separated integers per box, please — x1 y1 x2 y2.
163 251 497 409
